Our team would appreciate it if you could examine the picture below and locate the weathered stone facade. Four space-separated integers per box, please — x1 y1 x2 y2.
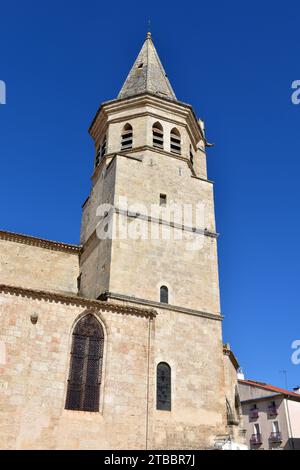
223 345 246 446
0 33 242 450
0 285 227 449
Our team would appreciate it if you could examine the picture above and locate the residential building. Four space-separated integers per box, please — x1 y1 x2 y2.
239 379 300 450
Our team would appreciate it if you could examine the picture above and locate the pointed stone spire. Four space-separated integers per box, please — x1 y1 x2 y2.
118 33 177 101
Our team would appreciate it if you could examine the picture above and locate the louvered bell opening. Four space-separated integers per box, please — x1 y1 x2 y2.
95 151 101 167
101 138 107 158
153 128 164 149
95 137 107 168
170 134 181 155
121 130 133 150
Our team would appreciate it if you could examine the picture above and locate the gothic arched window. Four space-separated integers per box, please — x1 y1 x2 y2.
226 398 234 425
170 128 181 155
153 122 164 149
65 315 104 412
121 123 133 150
160 285 169 304
157 362 171 411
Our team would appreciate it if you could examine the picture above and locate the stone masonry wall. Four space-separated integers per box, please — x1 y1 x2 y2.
0 239 79 295
0 292 226 450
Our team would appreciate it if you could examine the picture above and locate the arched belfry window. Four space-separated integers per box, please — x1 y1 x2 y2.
121 123 133 150
153 122 164 149
65 315 104 412
170 128 181 155
170 128 181 154
157 362 171 411
160 285 169 304
95 134 107 167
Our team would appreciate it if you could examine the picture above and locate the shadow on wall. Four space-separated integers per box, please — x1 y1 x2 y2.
284 438 300 450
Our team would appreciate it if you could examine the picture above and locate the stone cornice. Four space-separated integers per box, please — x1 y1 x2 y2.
0 230 81 254
100 291 223 322
0 284 157 319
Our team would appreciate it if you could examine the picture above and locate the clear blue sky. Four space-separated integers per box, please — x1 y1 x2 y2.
1 0 300 390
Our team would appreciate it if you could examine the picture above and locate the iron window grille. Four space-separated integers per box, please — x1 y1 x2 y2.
65 315 104 412
157 362 171 411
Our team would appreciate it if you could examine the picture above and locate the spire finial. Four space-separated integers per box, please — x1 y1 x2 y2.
118 26 177 101
147 19 152 39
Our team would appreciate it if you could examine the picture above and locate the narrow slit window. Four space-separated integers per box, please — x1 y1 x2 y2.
170 128 181 155
77 273 82 292
121 124 133 150
160 194 167 207
189 145 194 166
65 315 104 412
101 135 107 158
153 122 164 149
157 362 171 411
160 285 169 304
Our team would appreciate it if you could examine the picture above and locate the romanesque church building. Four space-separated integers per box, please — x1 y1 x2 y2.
0 33 243 450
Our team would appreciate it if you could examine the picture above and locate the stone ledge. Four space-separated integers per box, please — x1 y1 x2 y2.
100 291 223 322
115 208 218 238
0 284 157 319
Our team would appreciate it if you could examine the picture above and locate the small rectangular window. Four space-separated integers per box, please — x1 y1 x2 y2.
160 194 167 207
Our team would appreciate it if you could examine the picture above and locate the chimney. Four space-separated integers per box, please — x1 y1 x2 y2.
293 386 300 395
198 119 205 136
237 368 245 381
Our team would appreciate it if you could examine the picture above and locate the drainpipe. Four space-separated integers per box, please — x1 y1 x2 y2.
284 397 295 450
145 317 152 450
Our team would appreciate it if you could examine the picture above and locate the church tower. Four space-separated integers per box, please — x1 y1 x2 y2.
78 33 226 448
80 33 219 316
0 33 244 451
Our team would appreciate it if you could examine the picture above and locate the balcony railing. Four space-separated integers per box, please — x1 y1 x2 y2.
270 432 282 443
268 405 278 417
250 433 262 445
250 409 259 419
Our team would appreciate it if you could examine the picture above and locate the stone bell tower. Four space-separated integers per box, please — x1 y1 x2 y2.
79 33 220 317
79 33 226 449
